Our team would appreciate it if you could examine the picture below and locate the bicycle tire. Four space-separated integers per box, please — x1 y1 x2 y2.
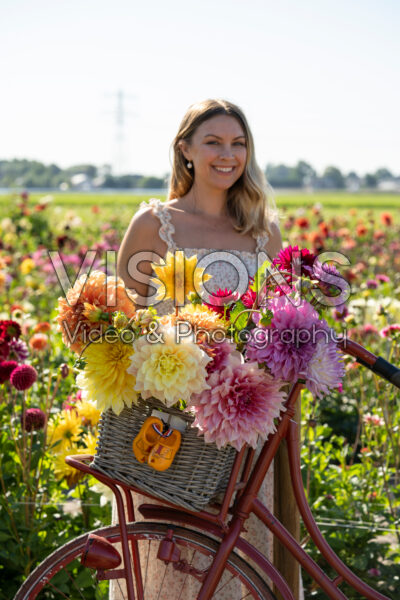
15 521 276 599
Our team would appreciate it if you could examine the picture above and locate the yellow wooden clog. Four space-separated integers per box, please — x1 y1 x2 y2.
132 417 164 463
147 428 182 471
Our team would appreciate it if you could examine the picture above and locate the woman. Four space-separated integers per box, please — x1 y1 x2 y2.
117 98 301 599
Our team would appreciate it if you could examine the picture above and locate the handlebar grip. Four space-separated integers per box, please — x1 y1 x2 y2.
369 357 400 389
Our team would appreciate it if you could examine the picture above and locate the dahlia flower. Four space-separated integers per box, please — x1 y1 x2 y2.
0 319 21 342
128 324 211 407
9 339 29 362
246 294 329 382
76 338 138 415
150 251 212 304
188 355 286 451
272 245 316 283
159 303 227 335
21 408 46 432
47 410 83 453
304 339 345 398
57 270 137 354
29 333 49 352
241 278 258 308
76 399 101 426
0 360 18 384
201 339 242 375
10 364 38 391
204 288 240 317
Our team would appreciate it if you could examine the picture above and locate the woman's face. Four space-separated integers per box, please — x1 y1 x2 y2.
180 114 247 190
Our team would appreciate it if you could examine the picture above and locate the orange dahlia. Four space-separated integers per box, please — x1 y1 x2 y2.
57 270 137 354
159 303 227 333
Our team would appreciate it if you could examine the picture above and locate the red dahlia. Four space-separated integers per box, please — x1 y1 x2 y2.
21 408 46 432
0 360 18 384
10 364 38 391
0 320 22 342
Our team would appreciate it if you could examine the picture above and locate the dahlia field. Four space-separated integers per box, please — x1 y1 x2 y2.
0 192 399 598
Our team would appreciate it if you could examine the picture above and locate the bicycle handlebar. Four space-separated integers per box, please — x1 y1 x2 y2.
339 339 400 389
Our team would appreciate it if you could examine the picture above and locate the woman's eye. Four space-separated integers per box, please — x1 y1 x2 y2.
206 141 218 145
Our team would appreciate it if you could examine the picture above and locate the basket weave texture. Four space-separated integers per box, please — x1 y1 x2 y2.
92 397 237 511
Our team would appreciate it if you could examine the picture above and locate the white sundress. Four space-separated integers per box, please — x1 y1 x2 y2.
111 198 275 599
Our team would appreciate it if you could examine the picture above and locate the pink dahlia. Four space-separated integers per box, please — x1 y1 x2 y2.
21 408 46 432
0 360 18 384
201 339 242 375
188 355 286 451
10 364 38 391
380 324 400 338
246 295 329 382
204 288 240 317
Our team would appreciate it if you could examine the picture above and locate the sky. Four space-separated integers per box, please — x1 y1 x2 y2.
0 0 399 177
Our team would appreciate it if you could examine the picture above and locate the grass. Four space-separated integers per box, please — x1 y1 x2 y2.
1 191 400 224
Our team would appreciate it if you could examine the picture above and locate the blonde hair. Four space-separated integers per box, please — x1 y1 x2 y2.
168 98 277 236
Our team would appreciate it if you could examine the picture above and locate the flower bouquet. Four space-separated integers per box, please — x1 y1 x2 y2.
56 247 345 510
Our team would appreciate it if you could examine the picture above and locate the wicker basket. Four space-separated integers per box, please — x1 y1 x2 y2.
91 397 237 511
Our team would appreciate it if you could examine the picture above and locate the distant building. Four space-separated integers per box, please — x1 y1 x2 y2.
377 178 400 192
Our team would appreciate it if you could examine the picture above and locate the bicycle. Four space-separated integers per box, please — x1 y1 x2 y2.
14 338 400 600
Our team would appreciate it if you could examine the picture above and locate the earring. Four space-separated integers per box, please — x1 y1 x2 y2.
187 161 193 169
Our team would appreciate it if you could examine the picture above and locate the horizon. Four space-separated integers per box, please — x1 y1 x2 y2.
1 1 399 176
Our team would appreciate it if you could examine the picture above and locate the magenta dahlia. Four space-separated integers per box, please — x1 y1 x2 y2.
0 360 18 384
241 277 258 308
21 408 46 432
204 288 240 317
272 245 316 280
188 355 287 451
246 294 330 382
10 364 38 391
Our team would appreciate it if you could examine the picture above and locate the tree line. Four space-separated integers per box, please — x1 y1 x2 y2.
0 158 397 190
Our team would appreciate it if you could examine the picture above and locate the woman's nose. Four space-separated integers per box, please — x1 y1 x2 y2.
219 145 235 159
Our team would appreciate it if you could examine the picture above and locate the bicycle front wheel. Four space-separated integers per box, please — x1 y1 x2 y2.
15 521 275 599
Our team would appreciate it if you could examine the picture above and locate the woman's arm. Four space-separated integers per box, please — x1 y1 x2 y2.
266 220 283 259
117 208 161 309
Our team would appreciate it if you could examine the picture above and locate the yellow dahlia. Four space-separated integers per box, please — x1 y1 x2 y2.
57 270 137 354
76 338 138 415
53 446 84 485
81 431 98 455
76 399 101 426
47 410 83 453
150 251 212 305
128 324 211 407
0 270 5 293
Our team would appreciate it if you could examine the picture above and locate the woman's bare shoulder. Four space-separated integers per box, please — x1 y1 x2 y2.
263 219 283 260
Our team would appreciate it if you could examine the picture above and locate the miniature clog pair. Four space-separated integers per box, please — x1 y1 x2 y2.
132 417 181 471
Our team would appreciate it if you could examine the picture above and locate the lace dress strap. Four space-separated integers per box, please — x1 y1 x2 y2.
253 230 270 253
139 197 177 252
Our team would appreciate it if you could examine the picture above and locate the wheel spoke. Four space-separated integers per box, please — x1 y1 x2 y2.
156 561 169 600
177 548 197 600
215 572 237 595
47 580 72 599
143 539 151 597
65 566 86 600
